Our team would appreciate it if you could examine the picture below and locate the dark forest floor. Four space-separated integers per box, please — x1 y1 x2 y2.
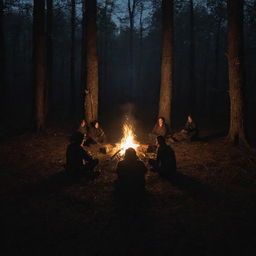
1 129 256 255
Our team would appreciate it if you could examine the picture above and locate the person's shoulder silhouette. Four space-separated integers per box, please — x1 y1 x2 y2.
66 132 98 177
116 148 147 194
148 136 176 177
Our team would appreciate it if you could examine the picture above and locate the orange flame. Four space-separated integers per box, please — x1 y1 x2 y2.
119 123 139 155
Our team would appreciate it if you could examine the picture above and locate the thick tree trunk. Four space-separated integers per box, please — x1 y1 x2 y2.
70 0 76 118
227 0 248 145
84 0 99 123
188 0 196 116
33 0 46 131
0 0 6 120
158 0 173 127
46 0 53 119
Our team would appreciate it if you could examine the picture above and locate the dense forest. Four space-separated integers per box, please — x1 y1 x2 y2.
1 0 255 143
2 1 256 255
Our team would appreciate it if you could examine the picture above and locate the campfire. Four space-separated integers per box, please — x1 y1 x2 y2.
109 118 143 159
104 116 151 160
119 123 139 155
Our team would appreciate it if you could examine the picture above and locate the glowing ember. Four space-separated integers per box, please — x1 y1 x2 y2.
119 123 139 155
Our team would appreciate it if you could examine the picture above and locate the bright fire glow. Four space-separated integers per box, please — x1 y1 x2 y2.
119 123 139 155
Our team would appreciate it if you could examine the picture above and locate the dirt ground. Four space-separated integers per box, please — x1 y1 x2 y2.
1 129 256 255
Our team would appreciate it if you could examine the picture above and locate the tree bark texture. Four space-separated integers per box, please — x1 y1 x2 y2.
46 0 53 118
127 0 136 101
158 0 173 127
70 0 76 118
227 0 248 145
84 0 99 123
137 1 144 105
80 0 85 114
188 0 196 116
0 0 6 119
33 0 46 131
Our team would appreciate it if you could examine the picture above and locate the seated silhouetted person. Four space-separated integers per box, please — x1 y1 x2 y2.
152 117 169 137
180 115 198 141
78 119 89 137
149 117 169 142
66 132 99 177
87 121 106 145
116 148 147 196
77 119 89 146
149 136 176 178
149 117 175 144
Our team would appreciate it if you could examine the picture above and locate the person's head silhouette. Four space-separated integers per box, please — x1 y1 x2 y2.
124 147 137 161
157 136 166 147
70 131 84 145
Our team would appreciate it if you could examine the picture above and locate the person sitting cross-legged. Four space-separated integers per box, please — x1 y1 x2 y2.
116 148 147 196
78 119 89 137
149 117 175 145
65 131 99 178
149 136 176 178
77 119 89 146
87 121 106 145
150 117 169 140
180 115 198 141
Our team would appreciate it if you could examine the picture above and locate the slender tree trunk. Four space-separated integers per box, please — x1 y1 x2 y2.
213 19 221 89
158 0 174 127
33 0 46 131
0 0 6 120
128 0 135 101
211 18 222 116
84 0 99 123
137 2 144 105
70 0 76 118
100 0 108 101
188 0 196 116
80 0 85 116
46 0 53 119
227 0 248 145
202 39 210 115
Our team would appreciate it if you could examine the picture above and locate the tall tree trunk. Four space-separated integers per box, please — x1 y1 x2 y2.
0 0 6 120
70 0 76 118
128 0 136 101
213 18 221 90
158 0 174 127
84 0 99 123
100 0 108 102
227 0 248 145
46 0 53 119
188 0 196 116
80 0 85 116
33 0 46 131
137 1 144 105
202 39 210 115
210 17 222 117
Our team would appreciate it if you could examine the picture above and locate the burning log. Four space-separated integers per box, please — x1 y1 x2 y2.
111 148 122 159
